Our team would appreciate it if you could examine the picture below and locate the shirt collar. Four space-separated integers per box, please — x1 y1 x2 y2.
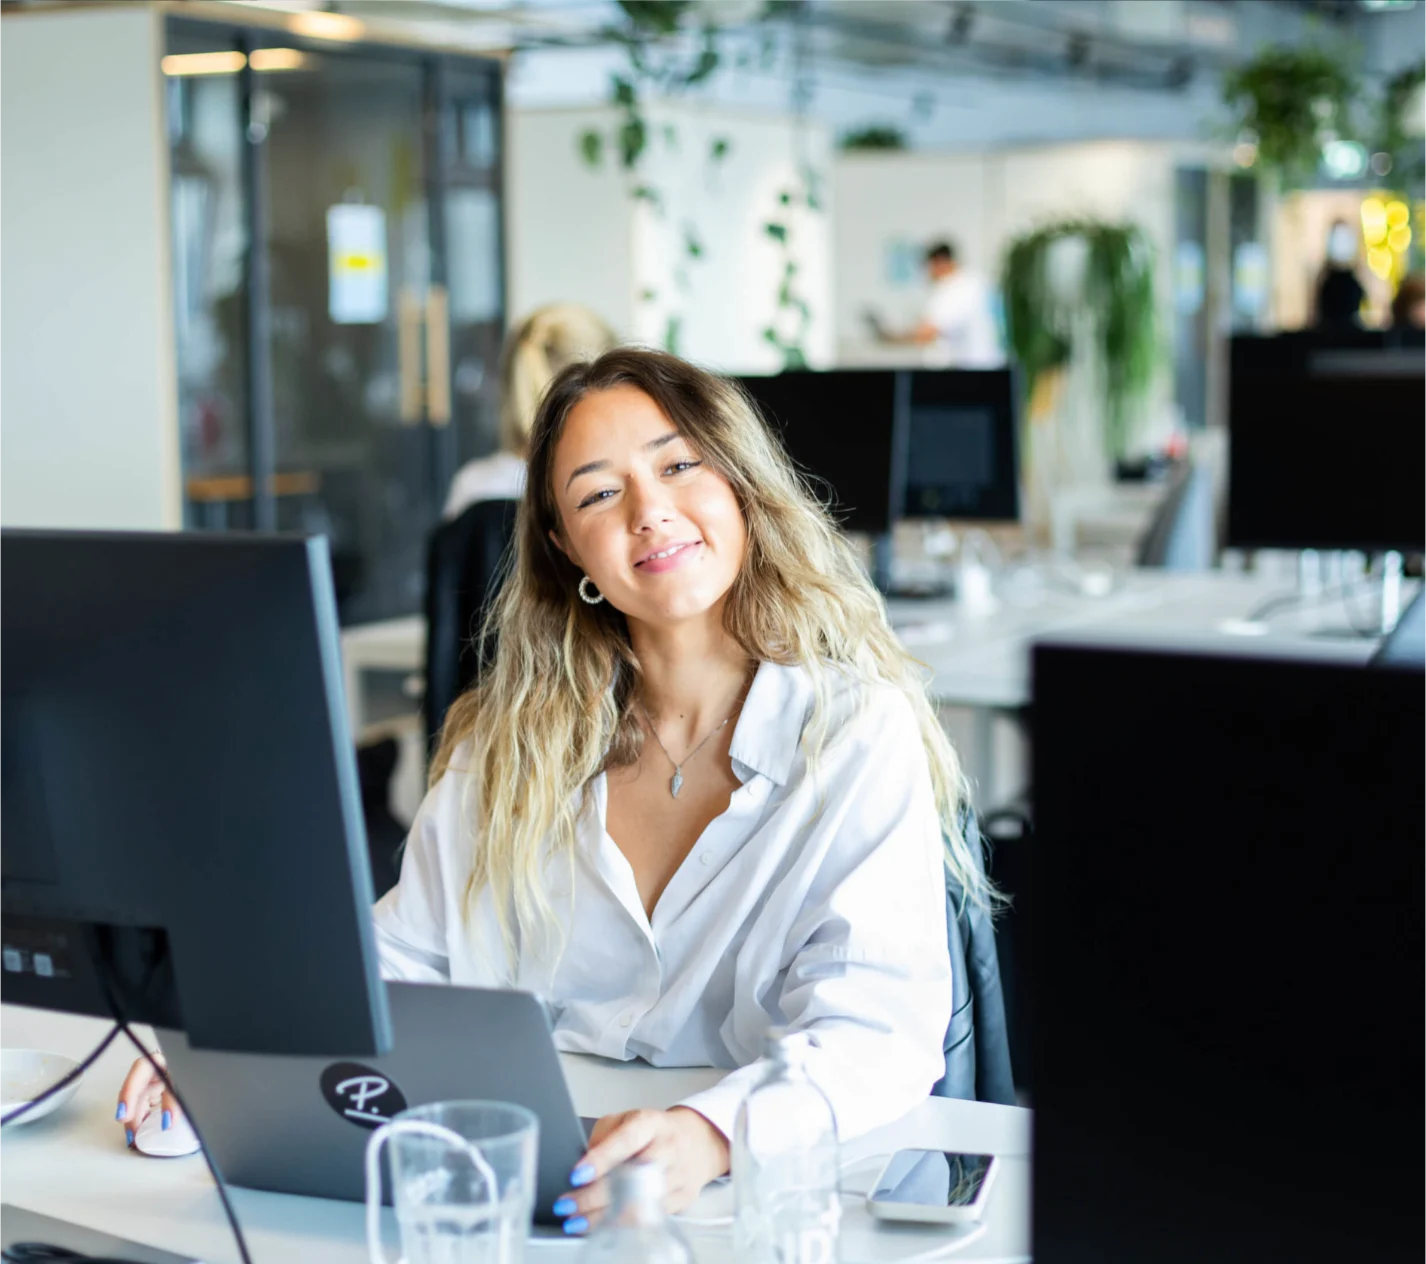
727 661 812 787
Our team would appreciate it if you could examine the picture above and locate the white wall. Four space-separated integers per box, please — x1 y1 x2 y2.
507 101 833 375
1 7 181 531
506 106 635 338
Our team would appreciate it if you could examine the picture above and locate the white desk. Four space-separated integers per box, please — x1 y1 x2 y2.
1 1004 1031 1264
341 617 426 737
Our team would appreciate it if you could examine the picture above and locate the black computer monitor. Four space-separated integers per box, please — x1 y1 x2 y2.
1030 642 1423 1263
738 368 1021 531
1 531 391 1056
902 368 1020 521
1227 332 1426 552
737 369 903 536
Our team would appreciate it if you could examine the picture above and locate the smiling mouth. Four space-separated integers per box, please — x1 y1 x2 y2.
635 541 700 567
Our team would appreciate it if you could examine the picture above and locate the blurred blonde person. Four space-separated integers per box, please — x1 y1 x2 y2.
444 303 618 519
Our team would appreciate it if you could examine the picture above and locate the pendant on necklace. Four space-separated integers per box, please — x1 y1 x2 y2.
670 769 684 799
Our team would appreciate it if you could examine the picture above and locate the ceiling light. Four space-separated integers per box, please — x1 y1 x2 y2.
161 51 247 77
250 48 309 72
287 11 364 42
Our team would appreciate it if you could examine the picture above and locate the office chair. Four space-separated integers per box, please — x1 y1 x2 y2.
423 498 520 751
1136 457 1216 570
934 807 1017 1105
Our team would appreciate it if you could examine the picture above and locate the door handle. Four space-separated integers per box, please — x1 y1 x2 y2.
425 284 452 427
397 288 423 424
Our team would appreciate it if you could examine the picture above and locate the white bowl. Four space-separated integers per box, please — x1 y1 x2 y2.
1 1048 83 1125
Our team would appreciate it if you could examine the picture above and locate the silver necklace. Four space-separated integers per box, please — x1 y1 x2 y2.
638 698 739 799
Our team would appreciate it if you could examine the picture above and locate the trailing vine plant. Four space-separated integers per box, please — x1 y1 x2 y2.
1221 43 1359 187
575 0 733 352
1375 59 1425 192
1001 219 1158 461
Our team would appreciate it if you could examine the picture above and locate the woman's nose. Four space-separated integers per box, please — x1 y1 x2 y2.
626 475 676 531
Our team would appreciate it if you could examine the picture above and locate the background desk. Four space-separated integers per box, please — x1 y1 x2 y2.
1 1004 1031 1263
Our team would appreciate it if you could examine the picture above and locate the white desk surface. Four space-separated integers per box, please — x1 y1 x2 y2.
889 568 1386 711
343 570 1391 720
1 1004 1031 1264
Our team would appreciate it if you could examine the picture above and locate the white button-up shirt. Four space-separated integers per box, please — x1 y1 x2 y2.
372 661 952 1142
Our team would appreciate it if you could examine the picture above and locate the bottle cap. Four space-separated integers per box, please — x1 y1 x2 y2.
612 1157 666 1205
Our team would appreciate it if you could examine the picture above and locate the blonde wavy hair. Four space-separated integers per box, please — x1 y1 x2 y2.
499 303 618 456
435 348 987 965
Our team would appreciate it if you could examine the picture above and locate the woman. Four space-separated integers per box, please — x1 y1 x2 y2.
119 349 987 1229
442 303 617 519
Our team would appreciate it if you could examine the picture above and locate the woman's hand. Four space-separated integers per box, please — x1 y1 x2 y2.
114 1054 179 1148
551 1106 730 1234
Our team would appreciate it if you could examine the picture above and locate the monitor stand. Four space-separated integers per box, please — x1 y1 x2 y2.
870 532 956 600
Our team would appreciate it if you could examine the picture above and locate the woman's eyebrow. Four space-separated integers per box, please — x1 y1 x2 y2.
564 433 682 490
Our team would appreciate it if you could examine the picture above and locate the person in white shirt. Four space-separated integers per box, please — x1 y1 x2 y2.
873 240 1003 368
117 348 989 1233
442 303 617 519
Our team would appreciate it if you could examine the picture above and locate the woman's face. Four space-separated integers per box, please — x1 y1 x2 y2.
549 384 748 629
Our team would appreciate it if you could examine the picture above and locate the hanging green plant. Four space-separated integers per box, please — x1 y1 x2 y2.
1375 59 1425 191
1221 44 1359 186
838 124 907 152
1001 219 1158 461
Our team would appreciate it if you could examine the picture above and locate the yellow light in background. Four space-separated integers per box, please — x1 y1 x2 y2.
250 48 309 72
1361 196 1388 245
1388 226 1412 252
288 11 364 42
161 51 247 76
1232 142 1258 168
1386 201 1409 229
1367 247 1394 278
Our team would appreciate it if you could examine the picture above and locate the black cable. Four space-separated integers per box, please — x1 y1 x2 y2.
3 1247 145 1263
92 966 254 1264
1 1023 122 1128
1245 575 1385 625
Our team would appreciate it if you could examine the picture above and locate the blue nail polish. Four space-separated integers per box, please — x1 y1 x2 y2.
569 1163 595 1187
125 1129 134 1147
562 1217 588 1236
162 1110 172 1131
552 1197 576 1217
115 1102 127 1121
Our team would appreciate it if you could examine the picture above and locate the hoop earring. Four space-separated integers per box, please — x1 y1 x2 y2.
578 575 605 605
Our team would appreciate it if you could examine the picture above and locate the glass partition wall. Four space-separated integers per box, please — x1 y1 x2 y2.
164 17 504 624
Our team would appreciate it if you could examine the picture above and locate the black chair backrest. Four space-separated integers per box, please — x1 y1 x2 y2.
934 808 1017 1105
423 498 519 750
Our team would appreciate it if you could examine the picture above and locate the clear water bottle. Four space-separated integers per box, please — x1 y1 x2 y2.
577 1158 693 1264
733 1031 841 1264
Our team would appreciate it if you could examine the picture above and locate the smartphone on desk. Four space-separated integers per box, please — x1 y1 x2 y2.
865 1149 998 1225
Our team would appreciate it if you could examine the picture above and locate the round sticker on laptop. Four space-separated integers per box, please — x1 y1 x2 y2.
319 1062 408 1130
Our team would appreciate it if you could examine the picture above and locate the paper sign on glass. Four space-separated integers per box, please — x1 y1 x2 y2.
327 204 388 325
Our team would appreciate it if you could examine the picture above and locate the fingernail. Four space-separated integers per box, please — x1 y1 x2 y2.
162 1110 172 1131
115 1102 127 1121
125 1129 134 1147
562 1217 588 1236
569 1163 595 1187
552 1197 577 1217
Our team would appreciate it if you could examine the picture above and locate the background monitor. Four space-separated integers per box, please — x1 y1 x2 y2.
1227 332 1425 553
1 530 391 1056
738 369 903 537
1030 642 1423 1262
738 366 1021 535
902 368 1020 522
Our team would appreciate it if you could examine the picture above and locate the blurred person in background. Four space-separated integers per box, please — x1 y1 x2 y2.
868 240 1003 368
1313 219 1367 330
444 303 618 519
1390 272 1425 332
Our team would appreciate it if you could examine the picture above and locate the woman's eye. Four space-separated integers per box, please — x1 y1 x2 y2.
577 488 617 509
666 459 702 475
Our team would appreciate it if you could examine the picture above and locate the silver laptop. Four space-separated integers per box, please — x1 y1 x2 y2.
156 982 589 1226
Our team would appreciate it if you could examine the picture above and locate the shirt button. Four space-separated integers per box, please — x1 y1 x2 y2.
699 853 711 866
620 1014 633 1028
